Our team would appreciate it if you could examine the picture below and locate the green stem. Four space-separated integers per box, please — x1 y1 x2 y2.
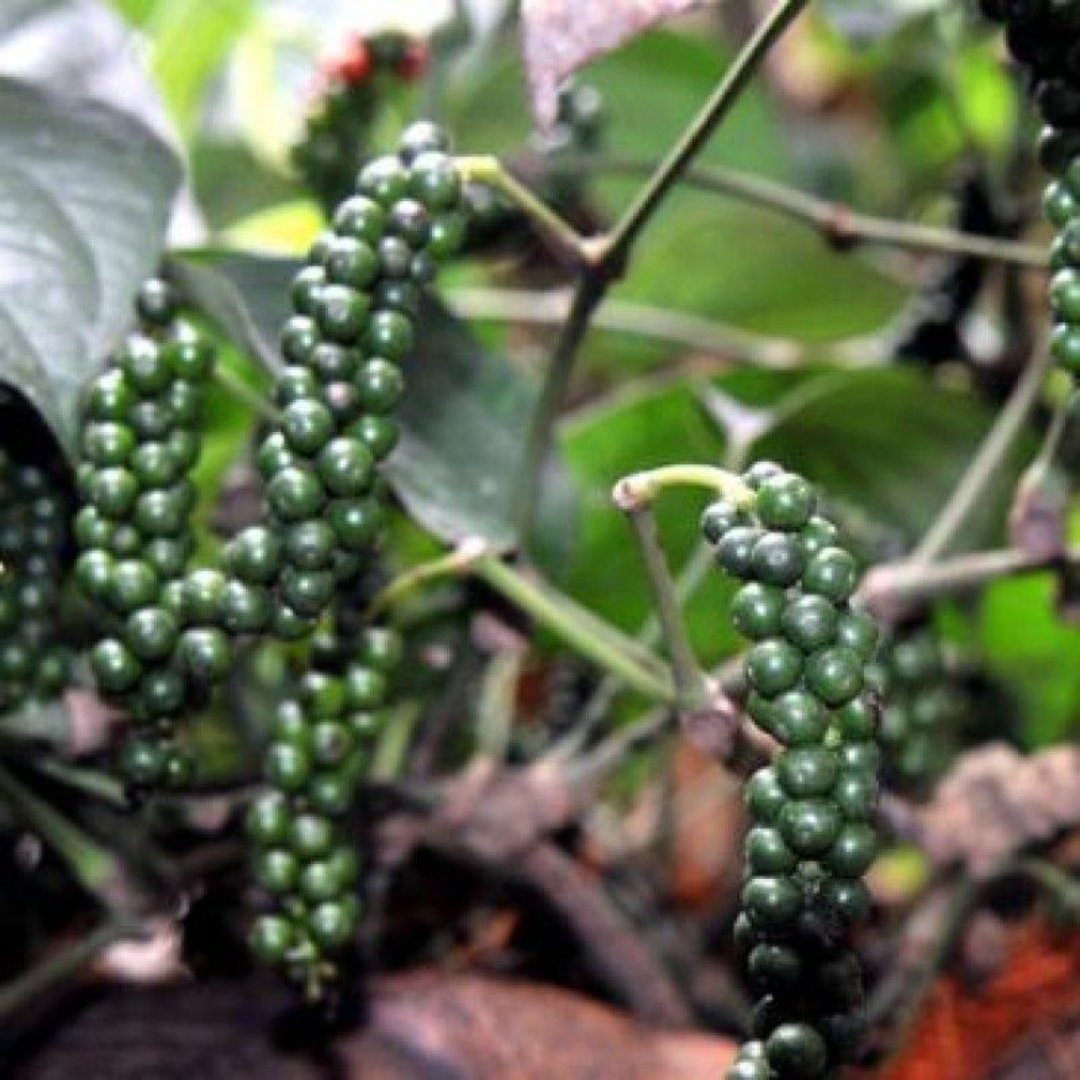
212 366 279 422
473 556 675 703
911 344 1052 563
601 0 812 265
0 763 120 899
624 506 709 712
446 285 819 367
456 155 588 265
613 464 755 511
513 0 805 550
364 538 489 620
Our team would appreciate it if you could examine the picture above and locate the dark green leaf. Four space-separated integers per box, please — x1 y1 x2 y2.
0 78 181 457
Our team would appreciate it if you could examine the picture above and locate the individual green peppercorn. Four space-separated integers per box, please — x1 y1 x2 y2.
746 639 803 697
780 595 838 653
756 473 815 530
742 876 802 931
268 466 325 522
805 646 863 706
778 798 843 857
249 915 294 964
91 638 142 694
716 526 764 578
777 747 839 798
701 499 741 542
802 547 858 602
731 583 785 640
746 826 798 874
765 1023 828 1079
178 627 231 684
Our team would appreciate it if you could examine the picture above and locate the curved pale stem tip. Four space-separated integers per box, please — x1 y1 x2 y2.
612 465 755 513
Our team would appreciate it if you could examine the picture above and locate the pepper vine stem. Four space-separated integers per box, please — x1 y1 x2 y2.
473 555 675 702
598 0 812 267
365 544 675 701
0 916 143 1021
859 544 1080 619
555 154 1049 270
510 0 809 550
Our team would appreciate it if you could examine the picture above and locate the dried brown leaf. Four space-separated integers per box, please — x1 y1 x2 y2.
912 743 1080 878
522 0 713 128
21 973 736 1079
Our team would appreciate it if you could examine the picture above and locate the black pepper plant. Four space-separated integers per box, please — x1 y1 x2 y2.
0 5 1077 1078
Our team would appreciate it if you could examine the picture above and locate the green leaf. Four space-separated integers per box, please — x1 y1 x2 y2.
146 0 253 137
171 251 574 562
979 574 1080 748
560 377 735 653
750 367 1038 551
168 251 289 375
0 78 181 457
561 364 1037 652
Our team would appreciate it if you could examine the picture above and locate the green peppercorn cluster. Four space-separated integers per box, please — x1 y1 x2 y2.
977 0 1080 376
0 452 71 712
873 622 968 794
243 122 465 989
251 120 466 641
75 278 218 789
246 615 401 995
292 31 427 213
701 463 882 1080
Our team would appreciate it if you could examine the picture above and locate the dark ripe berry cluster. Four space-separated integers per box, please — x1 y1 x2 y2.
74 278 217 790
247 616 401 994
872 623 968 793
293 31 428 212
249 120 467 641
978 0 1080 375
0 452 71 713
702 463 882 1080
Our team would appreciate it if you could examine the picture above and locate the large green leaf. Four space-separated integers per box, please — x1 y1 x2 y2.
751 367 1038 551
560 376 736 653
172 251 573 560
979 574 1080 748
561 365 1038 649
0 78 181 457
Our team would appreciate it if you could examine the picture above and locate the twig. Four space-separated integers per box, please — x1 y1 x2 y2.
513 0 808 548
867 874 982 1060
599 0 812 267
473 556 674 702
622 504 709 712
363 537 489 621
556 154 1049 270
911 343 1052 564
456 155 588 266
515 841 692 1025
859 546 1080 621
